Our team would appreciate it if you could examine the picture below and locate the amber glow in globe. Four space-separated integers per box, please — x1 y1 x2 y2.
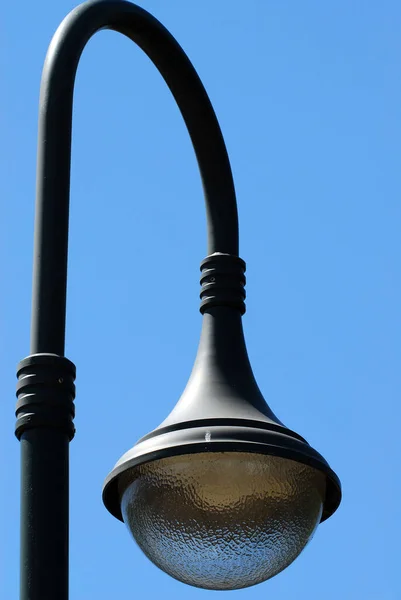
120 452 325 590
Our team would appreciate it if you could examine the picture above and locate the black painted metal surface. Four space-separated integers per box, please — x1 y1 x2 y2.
15 1 341 598
17 1 238 598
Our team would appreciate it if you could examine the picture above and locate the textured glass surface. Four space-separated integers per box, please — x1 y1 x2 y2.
121 452 325 590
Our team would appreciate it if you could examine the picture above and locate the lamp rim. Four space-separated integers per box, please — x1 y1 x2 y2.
102 420 341 524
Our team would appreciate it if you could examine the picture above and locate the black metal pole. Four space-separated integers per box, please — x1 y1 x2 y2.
30 0 239 356
15 1 239 599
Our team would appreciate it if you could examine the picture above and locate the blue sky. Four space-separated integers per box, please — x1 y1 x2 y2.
1 1 400 598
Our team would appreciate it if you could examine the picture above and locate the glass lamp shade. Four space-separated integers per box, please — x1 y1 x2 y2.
120 452 326 590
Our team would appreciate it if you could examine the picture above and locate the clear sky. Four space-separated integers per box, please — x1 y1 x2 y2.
1 1 400 599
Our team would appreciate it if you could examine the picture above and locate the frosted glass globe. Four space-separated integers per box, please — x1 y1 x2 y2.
121 452 325 590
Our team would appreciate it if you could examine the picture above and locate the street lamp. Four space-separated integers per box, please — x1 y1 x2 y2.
15 0 341 598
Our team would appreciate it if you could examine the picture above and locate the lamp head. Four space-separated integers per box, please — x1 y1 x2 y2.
103 254 341 590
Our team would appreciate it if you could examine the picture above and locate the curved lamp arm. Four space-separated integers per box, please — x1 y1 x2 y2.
32 0 239 355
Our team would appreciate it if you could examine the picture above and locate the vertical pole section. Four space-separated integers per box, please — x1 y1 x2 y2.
20 431 69 600
16 354 76 600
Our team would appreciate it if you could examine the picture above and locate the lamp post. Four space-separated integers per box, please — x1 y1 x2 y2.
15 1 341 598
